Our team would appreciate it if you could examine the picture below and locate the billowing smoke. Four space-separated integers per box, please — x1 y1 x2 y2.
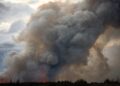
0 0 120 82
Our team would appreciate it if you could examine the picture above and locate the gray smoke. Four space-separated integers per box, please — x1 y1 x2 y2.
1 0 120 82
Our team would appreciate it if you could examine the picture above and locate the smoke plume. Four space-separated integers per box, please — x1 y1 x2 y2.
0 0 120 82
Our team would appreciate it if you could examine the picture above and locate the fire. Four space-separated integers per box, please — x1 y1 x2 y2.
0 77 10 83
39 65 48 83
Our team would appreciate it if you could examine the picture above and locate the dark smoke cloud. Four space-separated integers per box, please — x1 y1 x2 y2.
86 0 120 27
0 0 120 82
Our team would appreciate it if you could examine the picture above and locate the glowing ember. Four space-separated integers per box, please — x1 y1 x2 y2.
0 77 10 83
39 65 48 83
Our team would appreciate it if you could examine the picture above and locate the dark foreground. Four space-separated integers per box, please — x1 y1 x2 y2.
0 80 120 86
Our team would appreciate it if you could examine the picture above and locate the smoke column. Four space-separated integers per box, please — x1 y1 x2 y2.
0 0 120 82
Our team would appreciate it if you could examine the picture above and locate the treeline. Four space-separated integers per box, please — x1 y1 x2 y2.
0 79 120 86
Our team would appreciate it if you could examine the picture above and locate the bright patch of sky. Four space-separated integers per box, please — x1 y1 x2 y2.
0 22 10 32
